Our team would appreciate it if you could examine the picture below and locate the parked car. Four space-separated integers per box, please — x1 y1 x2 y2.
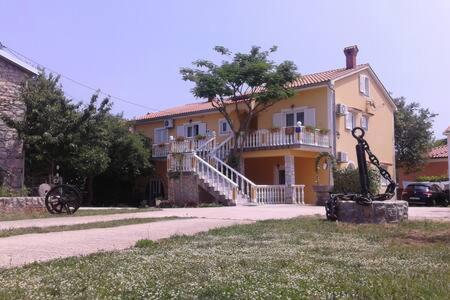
401 183 449 207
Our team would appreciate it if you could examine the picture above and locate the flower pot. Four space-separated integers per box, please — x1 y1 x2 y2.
312 185 333 206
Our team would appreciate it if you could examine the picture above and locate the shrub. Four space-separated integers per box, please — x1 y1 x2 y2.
158 200 175 208
135 239 158 249
416 175 449 182
333 168 380 194
185 200 198 207
0 186 30 197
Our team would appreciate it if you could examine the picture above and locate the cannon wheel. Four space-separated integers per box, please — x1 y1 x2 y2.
45 184 82 215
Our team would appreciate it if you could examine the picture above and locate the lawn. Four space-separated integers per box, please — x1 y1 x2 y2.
0 217 181 238
0 208 160 222
0 218 449 299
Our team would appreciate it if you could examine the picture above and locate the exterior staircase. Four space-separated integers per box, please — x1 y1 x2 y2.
167 133 305 206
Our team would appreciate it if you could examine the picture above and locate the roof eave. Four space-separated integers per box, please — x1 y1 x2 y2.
330 64 397 111
0 49 39 75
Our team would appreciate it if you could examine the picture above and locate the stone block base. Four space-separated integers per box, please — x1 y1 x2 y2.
334 200 408 224
0 197 45 213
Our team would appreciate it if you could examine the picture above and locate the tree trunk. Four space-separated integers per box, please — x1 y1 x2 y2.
86 176 94 206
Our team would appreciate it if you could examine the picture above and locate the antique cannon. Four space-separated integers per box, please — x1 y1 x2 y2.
42 166 82 215
45 184 82 214
325 127 397 221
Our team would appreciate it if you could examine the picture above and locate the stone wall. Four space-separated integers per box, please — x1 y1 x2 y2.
0 197 45 213
168 172 200 206
0 57 28 188
334 200 408 224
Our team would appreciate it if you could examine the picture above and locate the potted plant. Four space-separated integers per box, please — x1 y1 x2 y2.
194 134 206 141
158 143 166 148
318 128 330 135
270 127 281 133
304 125 316 133
175 136 185 142
284 127 294 135
313 152 336 206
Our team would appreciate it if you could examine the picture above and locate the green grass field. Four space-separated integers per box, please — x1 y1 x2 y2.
0 208 160 222
0 218 448 299
0 217 181 238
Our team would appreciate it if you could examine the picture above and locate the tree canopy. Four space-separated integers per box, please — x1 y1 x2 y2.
2 73 151 203
180 46 298 167
394 97 437 174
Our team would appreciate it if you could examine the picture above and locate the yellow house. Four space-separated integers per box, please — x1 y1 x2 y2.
132 45 396 205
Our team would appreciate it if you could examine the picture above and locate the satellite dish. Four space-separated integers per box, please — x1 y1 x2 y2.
38 183 51 197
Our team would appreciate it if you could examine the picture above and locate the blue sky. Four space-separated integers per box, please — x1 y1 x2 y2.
1 0 449 137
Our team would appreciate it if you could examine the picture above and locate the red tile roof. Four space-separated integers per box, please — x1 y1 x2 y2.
429 145 448 159
135 64 369 121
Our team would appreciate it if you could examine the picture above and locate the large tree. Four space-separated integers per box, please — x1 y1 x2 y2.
2 73 152 205
180 46 298 167
394 97 437 174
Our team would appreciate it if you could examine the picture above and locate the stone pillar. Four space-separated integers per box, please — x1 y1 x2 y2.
284 155 295 204
168 172 200 206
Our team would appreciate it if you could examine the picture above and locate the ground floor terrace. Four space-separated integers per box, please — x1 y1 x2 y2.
241 149 331 204
150 148 331 206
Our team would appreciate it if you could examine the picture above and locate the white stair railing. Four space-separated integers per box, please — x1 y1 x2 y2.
210 156 256 203
168 152 238 202
168 131 306 205
213 135 235 160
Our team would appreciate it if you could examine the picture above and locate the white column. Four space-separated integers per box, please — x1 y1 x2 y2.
284 155 295 204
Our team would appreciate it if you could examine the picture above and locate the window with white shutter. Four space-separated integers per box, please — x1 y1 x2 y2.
185 123 200 137
272 113 283 128
304 108 316 127
154 128 168 144
218 119 231 135
176 125 185 137
361 115 369 130
359 74 370 96
345 111 355 130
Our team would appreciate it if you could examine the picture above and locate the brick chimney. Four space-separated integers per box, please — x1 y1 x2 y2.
344 45 359 69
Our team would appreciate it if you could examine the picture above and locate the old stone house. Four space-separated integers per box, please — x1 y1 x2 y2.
0 47 38 188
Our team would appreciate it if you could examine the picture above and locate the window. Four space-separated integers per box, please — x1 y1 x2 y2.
154 128 168 144
285 113 294 127
359 75 370 96
185 124 199 137
345 111 355 130
285 111 305 127
219 119 232 135
361 115 369 130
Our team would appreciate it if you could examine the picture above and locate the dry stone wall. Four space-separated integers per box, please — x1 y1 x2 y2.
0 57 28 188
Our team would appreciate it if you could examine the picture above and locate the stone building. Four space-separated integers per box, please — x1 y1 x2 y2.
0 47 38 188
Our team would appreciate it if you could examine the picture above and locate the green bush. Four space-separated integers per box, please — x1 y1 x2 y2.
135 239 158 249
0 185 30 197
416 175 449 182
333 168 380 194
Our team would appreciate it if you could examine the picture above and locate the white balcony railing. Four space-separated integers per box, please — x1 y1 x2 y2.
239 127 330 149
152 126 330 158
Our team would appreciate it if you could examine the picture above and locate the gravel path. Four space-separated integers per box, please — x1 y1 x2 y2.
0 205 448 268
0 218 251 268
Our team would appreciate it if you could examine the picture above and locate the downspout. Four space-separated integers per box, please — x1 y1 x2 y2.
327 81 337 186
327 81 337 158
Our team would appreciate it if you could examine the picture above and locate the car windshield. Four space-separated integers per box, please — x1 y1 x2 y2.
406 185 429 192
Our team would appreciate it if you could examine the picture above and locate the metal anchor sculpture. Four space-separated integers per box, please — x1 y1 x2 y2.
325 127 397 221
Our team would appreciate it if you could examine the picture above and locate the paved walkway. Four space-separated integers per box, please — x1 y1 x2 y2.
0 205 448 268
